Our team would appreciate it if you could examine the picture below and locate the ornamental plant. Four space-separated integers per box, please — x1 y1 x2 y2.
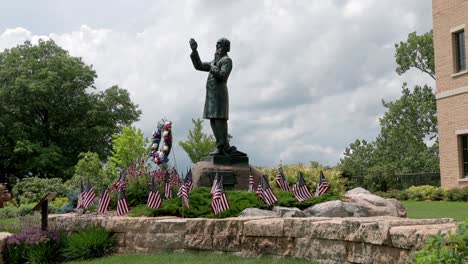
3 227 63 264
414 220 468 264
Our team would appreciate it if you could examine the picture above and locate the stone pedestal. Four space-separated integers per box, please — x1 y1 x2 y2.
192 161 264 191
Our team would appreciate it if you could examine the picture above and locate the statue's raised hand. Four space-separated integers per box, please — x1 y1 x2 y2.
189 38 198 51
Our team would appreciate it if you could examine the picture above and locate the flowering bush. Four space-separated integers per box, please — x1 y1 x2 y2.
3 227 62 264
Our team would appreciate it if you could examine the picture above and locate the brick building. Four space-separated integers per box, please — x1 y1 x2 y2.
433 0 468 189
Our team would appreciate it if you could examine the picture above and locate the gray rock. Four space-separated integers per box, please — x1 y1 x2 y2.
239 208 278 217
345 191 406 217
342 202 368 217
304 201 350 217
345 187 371 196
272 206 306 217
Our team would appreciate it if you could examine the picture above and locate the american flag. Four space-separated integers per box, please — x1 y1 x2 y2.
275 166 291 192
210 171 219 196
177 169 193 197
164 171 173 200
117 187 130 216
113 171 127 191
248 173 255 192
315 171 330 196
178 184 190 208
83 178 95 209
147 177 162 209
293 172 313 202
210 176 230 215
170 167 182 186
76 180 85 209
256 175 277 206
97 185 110 214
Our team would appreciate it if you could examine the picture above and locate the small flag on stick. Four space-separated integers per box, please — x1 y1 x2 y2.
164 171 173 200
210 170 219 196
315 171 330 196
248 168 255 192
293 172 313 202
97 185 110 214
256 175 278 206
210 176 230 215
83 178 95 209
147 177 162 209
76 180 85 209
275 166 291 192
117 187 130 216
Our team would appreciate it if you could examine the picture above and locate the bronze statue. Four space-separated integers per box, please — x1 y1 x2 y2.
190 38 245 156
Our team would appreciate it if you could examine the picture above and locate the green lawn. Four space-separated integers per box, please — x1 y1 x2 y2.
0 217 19 233
402 201 468 222
69 252 314 264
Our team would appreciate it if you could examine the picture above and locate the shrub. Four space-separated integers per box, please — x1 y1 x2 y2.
406 185 441 201
414 220 468 264
0 203 35 219
62 226 115 261
3 227 62 264
260 163 347 196
12 177 68 205
445 188 466 201
130 187 341 218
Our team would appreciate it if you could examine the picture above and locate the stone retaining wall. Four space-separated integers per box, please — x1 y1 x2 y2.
48 215 456 264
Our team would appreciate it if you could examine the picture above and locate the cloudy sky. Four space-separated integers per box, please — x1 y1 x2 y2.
0 0 434 170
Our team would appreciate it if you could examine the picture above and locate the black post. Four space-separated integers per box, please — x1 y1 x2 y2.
41 200 48 231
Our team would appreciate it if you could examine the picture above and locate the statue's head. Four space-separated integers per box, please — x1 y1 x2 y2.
216 38 230 53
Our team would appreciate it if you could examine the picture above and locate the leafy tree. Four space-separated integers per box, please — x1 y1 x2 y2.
340 139 376 177
395 30 435 79
0 40 141 183
340 30 438 186
109 126 148 169
374 83 439 174
66 152 112 190
179 118 216 163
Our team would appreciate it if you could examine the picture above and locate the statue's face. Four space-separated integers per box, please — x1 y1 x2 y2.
216 38 230 53
216 41 223 51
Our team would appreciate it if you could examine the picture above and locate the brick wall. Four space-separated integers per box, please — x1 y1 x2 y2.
433 0 468 189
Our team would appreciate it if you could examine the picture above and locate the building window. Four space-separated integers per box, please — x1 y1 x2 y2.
454 30 466 72
462 135 468 177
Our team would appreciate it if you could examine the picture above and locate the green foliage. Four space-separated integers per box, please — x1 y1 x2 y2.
3 227 63 264
406 185 440 201
51 197 69 208
445 188 468 202
395 30 435 79
62 226 115 261
12 177 68 204
66 152 115 191
0 39 141 183
130 187 340 218
340 30 438 185
260 163 347 196
377 186 468 202
110 126 148 169
414 220 468 264
179 118 216 163
0 203 35 218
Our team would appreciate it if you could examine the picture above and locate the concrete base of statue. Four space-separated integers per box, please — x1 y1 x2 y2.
192 159 264 190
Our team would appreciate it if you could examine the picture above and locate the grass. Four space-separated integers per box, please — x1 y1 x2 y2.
0 217 20 233
402 201 468 221
68 252 315 264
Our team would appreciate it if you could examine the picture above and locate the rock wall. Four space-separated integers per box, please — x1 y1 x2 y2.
0 232 12 264
48 214 456 264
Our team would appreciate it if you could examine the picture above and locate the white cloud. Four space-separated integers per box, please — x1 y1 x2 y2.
0 0 434 170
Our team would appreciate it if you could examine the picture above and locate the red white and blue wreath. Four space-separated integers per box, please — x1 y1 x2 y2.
150 120 173 165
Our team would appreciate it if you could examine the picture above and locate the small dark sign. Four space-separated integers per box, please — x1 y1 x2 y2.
32 192 57 231
209 171 237 190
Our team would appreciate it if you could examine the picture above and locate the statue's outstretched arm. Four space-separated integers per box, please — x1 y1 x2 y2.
190 50 210 72
210 58 232 81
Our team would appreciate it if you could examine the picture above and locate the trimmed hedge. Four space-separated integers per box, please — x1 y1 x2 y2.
375 185 468 202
